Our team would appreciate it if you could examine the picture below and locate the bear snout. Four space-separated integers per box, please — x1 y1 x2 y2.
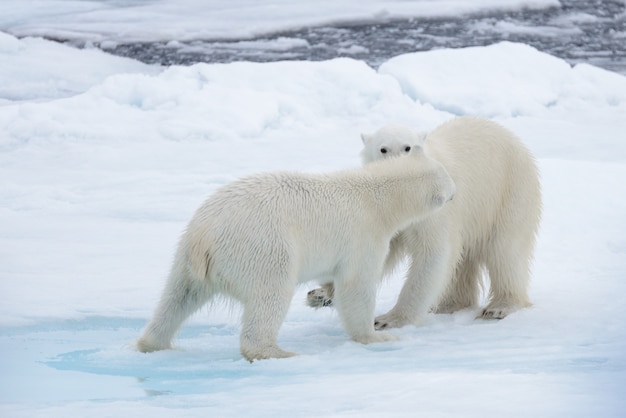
447 183 455 201
433 190 454 207
436 177 456 206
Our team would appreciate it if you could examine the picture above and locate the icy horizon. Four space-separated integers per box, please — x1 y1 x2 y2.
0 0 559 43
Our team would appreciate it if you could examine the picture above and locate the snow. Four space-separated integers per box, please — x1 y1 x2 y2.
1 1 625 417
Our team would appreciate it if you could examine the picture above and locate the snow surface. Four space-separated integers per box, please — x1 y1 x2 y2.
1 2 626 417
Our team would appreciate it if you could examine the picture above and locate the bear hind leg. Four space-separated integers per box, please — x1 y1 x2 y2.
137 265 214 352
481 245 532 319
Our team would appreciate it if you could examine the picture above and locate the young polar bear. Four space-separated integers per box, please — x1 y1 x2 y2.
137 151 455 361
308 117 542 327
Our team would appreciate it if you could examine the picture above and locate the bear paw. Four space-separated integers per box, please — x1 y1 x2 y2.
306 288 333 308
374 312 413 330
241 345 297 362
480 308 508 320
353 332 399 344
431 302 475 314
479 302 525 320
136 337 171 353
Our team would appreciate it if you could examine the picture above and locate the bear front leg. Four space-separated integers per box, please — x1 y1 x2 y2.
432 252 481 314
333 273 398 344
306 234 406 310
239 279 297 362
375 231 452 330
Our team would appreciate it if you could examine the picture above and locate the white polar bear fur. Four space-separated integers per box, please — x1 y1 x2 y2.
309 117 541 327
137 151 455 361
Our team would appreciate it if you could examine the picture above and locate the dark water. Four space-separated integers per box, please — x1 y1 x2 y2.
102 0 626 74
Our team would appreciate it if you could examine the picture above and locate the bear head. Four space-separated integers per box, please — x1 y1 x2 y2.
360 124 428 164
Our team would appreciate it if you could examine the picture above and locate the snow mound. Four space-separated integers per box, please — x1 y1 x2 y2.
0 33 158 103
380 42 626 117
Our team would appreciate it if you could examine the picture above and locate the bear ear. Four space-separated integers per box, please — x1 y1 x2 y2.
361 133 373 145
408 145 424 155
415 131 428 145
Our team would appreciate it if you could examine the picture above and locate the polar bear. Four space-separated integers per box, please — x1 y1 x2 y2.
308 117 542 327
137 151 455 361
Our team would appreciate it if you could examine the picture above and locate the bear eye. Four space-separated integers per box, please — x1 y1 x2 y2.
380 147 388 154
404 146 411 152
